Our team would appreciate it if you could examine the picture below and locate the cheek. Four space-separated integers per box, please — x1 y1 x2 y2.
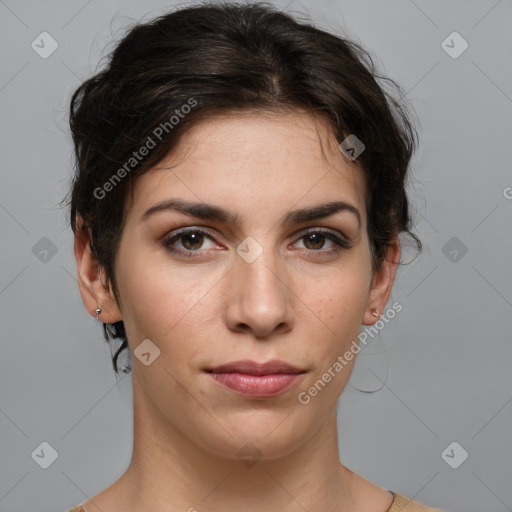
305 264 371 335
114 244 223 361
298 252 372 391
295 278 368 409
309 289 365 330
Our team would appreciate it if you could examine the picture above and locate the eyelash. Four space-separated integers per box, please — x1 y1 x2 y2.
161 227 351 259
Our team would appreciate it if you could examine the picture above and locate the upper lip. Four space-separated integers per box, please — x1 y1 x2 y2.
207 359 305 375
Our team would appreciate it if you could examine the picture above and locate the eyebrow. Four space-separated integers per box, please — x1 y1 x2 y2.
141 199 361 228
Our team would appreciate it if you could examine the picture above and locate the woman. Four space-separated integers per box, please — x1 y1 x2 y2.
65 2 441 510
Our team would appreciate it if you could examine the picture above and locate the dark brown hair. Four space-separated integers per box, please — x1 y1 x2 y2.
63 1 421 374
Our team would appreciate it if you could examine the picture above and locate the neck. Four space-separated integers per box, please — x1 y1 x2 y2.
114 379 357 512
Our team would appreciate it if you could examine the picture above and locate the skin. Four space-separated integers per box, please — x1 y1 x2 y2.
74 110 400 512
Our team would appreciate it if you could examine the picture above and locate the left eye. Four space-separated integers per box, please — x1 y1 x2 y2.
295 231 344 251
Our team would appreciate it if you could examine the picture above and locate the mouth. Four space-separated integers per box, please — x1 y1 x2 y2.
205 359 306 398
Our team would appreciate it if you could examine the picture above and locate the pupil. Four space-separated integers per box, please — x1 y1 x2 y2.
306 233 324 250
183 233 203 250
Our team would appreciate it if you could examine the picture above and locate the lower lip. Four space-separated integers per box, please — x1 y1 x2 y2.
208 372 303 397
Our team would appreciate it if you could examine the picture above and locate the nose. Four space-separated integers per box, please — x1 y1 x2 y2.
223 242 295 339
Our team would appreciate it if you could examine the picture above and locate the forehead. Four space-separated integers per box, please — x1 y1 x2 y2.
126 111 367 225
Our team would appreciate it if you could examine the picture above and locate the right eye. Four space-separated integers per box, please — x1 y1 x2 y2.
162 228 223 257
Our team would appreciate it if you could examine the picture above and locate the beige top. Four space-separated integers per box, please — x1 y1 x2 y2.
68 491 442 511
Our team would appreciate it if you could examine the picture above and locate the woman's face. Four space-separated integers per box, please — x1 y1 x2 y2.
88 111 397 460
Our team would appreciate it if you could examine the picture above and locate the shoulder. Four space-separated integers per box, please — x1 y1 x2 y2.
67 492 443 512
387 492 443 512
67 493 443 512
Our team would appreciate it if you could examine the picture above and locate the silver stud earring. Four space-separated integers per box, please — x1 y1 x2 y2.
95 308 102 320
371 308 380 318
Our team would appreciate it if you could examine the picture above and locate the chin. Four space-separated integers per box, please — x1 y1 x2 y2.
192 408 313 463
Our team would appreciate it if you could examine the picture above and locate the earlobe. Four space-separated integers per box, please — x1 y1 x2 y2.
73 215 123 323
362 238 400 326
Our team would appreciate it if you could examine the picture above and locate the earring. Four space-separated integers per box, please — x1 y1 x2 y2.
371 308 380 318
95 308 102 320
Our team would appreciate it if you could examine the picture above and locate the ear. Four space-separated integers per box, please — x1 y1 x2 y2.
74 214 123 323
362 237 400 326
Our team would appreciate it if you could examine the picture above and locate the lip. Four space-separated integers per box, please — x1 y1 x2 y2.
206 359 306 398
209 359 304 375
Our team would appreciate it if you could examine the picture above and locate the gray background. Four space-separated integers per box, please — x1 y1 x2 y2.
1 1 511 511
